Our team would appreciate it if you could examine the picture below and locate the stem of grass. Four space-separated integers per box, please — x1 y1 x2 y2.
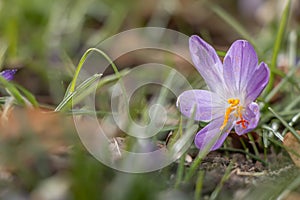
265 0 291 95
268 107 300 142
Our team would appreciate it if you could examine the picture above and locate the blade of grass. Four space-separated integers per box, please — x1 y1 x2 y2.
262 129 269 148
194 170 205 200
55 73 102 111
278 175 300 199
285 96 300 111
265 0 291 95
0 41 8 68
265 63 300 103
183 129 226 182
268 137 300 158
239 138 250 160
0 76 25 105
209 161 234 200
69 48 121 94
247 133 260 157
282 112 300 137
14 84 39 107
167 116 183 148
72 69 129 108
268 107 300 142
184 151 204 183
262 125 284 141
64 67 129 102
183 120 229 182
209 4 257 49
174 152 186 188
262 129 268 161
61 47 129 116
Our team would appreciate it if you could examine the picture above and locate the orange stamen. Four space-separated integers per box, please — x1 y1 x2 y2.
220 98 249 130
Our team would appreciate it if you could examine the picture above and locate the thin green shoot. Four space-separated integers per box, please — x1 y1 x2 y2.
262 125 284 142
194 170 205 200
209 161 234 200
55 74 102 111
268 107 300 142
209 3 257 50
174 152 186 188
265 0 291 95
265 63 299 103
0 75 25 105
68 48 121 94
239 137 250 160
14 83 39 107
247 133 260 157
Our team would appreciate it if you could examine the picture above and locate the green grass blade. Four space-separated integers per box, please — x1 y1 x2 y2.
69 48 120 94
0 41 8 68
247 133 260 156
14 84 39 107
174 153 186 188
262 125 284 141
194 170 205 200
265 0 291 95
268 107 300 142
0 76 25 105
55 74 102 111
209 161 233 200
265 63 299 103
209 4 257 49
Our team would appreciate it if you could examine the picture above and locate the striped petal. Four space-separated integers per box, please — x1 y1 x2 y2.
189 35 225 94
194 117 234 151
245 62 270 102
177 90 225 121
223 40 258 96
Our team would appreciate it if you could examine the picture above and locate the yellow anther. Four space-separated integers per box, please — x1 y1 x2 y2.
227 98 240 106
220 98 248 130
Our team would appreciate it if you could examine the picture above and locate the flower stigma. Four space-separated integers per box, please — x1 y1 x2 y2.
220 98 248 130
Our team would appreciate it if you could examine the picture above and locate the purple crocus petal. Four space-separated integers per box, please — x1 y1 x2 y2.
0 69 17 81
234 102 260 135
177 90 225 121
195 117 234 151
223 40 258 95
245 62 270 102
189 35 225 94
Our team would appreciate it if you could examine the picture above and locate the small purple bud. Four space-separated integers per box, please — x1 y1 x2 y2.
0 69 18 81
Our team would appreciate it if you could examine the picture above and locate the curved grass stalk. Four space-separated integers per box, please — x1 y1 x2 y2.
56 48 123 111
69 48 121 94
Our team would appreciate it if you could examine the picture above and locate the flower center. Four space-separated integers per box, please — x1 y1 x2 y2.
220 98 248 130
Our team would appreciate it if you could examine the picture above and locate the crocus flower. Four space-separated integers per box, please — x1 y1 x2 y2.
0 69 17 81
177 35 270 151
